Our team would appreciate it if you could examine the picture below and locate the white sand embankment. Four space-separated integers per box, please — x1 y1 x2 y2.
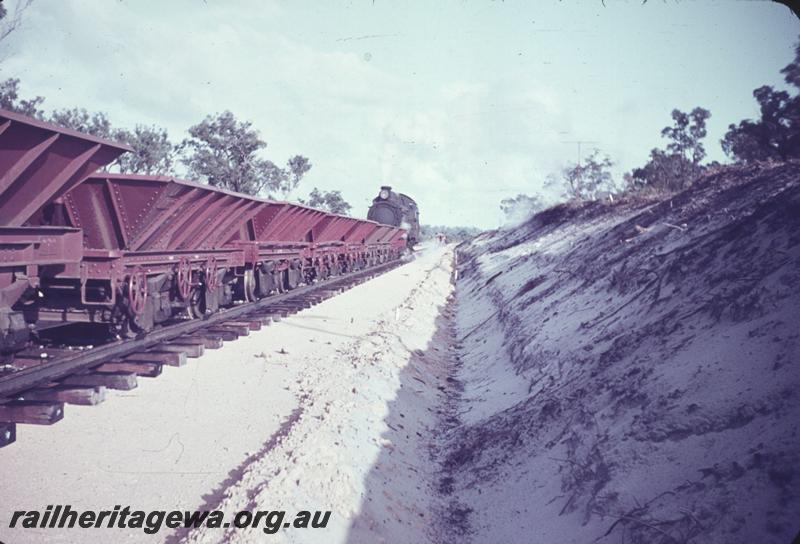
0 245 457 544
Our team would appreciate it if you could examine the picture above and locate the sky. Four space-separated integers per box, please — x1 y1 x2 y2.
0 0 798 228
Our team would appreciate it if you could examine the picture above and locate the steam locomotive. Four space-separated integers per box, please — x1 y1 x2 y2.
367 186 420 247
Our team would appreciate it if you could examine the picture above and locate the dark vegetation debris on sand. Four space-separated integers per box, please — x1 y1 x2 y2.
448 161 800 544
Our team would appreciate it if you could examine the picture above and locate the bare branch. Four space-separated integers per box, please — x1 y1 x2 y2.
0 0 34 44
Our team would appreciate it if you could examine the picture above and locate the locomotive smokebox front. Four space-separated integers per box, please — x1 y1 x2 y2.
368 201 401 226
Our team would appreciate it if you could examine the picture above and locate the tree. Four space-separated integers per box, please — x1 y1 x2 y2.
558 150 616 200
627 107 710 193
114 125 175 175
0 81 176 175
0 0 34 45
500 193 545 223
0 77 44 116
419 224 481 242
180 111 311 196
626 148 698 193
721 40 800 163
283 155 312 198
49 107 113 138
303 187 352 215
661 107 711 165
32 103 176 176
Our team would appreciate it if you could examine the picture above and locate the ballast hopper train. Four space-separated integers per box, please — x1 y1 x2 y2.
0 108 410 354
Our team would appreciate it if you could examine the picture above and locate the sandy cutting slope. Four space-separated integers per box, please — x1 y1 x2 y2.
448 162 800 544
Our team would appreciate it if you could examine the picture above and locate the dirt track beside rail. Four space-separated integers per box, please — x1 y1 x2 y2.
181 245 458 544
0 246 459 544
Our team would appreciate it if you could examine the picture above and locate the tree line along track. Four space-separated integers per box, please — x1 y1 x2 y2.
0 259 405 449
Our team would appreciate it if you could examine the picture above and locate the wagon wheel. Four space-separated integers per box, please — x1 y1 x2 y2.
286 261 301 290
204 257 219 291
128 267 147 316
177 257 192 300
243 267 257 302
109 304 136 339
275 266 286 293
186 286 204 320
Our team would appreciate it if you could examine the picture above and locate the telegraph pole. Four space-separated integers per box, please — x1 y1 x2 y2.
560 140 599 166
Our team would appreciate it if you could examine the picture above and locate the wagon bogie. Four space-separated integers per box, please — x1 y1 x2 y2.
253 261 278 298
0 110 130 352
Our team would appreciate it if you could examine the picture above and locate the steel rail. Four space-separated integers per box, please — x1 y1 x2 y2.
0 260 403 399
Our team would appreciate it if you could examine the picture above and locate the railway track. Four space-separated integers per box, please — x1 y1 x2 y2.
0 259 404 449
